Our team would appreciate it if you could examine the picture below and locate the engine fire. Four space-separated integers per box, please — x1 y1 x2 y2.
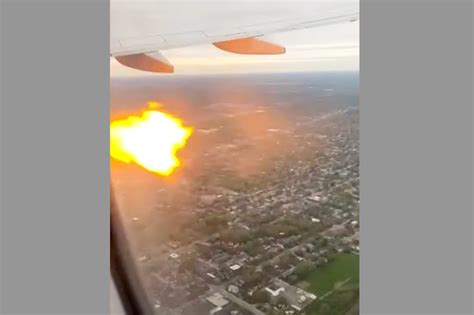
110 103 193 176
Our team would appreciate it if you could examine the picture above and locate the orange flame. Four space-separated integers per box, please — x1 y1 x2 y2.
110 103 192 176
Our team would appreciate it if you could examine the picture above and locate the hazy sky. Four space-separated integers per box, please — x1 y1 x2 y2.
111 20 359 76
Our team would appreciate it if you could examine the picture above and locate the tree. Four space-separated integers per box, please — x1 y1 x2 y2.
249 289 269 304
178 254 197 274
321 238 329 247
262 262 274 274
242 268 266 289
294 261 315 280
243 239 262 256
275 295 288 307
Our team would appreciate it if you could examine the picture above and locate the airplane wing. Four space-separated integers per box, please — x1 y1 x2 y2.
111 0 358 73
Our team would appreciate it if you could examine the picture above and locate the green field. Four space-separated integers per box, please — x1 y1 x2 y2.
301 254 359 315
303 253 359 296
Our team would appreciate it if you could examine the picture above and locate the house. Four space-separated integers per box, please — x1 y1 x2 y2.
265 279 317 312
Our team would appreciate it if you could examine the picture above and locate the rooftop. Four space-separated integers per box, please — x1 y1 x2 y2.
206 292 229 308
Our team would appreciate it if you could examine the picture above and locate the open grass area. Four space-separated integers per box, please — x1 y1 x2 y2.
307 288 359 315
299 254 359 315
302 253 359 296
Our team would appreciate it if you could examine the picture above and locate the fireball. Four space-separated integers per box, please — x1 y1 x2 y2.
110 104 192 176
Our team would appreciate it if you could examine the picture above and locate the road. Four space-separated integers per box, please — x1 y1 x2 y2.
215 287 265 315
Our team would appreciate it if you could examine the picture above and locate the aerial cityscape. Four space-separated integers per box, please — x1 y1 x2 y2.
111 72 359 315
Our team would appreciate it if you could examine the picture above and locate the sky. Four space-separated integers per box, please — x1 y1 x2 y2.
110 20 359 76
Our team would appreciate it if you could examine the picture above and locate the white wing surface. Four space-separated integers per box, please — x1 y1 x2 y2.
111 0 358 72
